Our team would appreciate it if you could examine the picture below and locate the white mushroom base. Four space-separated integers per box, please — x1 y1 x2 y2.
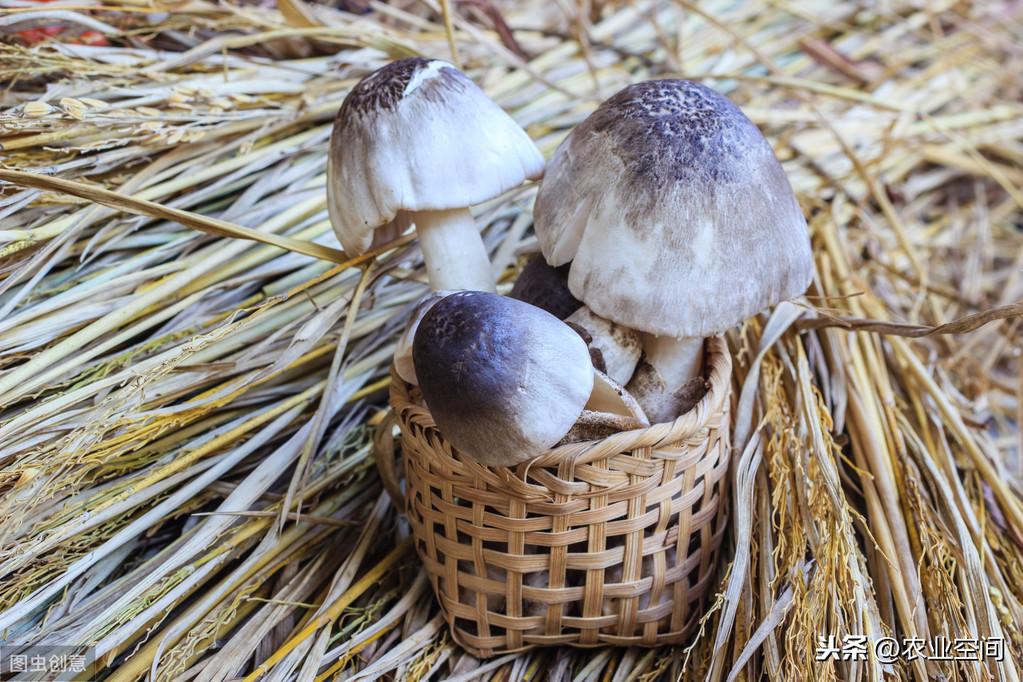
627 334 706 424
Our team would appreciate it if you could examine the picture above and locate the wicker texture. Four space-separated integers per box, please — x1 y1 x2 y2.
391 336 733 658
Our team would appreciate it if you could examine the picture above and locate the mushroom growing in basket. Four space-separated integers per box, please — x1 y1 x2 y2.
327 57 545 292
509 253 581 319
411 291 646 467
534 79 814 422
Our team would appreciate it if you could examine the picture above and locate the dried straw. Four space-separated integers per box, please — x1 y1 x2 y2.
0 0 1021 680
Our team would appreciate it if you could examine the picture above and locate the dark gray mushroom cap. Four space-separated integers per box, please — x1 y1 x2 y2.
328 58 545 255
534 79 814 337
509 254 582 319
412 291 593 467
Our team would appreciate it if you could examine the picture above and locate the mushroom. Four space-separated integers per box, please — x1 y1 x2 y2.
511 255 641 385
533 79 813 423
328 58 544 292
412 291 594 466
414 291 647 466
509 253 581 318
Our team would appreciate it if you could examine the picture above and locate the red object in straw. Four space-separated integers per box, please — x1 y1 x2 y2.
16 25 65 45
73 30 109 46
14 0 110 47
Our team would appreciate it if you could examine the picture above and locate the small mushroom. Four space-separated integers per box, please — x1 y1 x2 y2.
328 58 545 292
412 292 594 467
509 253 581 319
534 80 813 422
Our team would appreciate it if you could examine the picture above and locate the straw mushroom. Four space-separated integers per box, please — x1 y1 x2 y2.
509 253 581 318
534 79 813 422
412 291 594 466
511 255 641 385
328 58 545 292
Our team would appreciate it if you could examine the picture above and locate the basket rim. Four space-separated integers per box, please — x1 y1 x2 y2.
532 335 730 467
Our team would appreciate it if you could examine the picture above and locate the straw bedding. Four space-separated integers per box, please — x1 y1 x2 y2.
0 0 1021 680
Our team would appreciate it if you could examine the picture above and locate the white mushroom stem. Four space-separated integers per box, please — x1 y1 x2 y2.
642 334 704 387
413 207 496 292
627 334 705 423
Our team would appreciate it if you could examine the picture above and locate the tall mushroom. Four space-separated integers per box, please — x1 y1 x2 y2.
534 79 813 422
328 58 544 292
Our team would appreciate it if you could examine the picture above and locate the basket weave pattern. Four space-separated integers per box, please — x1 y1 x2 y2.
391 336 732 658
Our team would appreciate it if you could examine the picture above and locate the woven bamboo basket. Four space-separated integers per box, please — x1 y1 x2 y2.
388 336 733 658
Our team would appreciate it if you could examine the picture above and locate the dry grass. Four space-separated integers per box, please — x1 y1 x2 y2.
0 0 1021 679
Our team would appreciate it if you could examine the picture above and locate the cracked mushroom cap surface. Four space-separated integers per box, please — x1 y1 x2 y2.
328 58 545 255
533 79 813 338
412 291 593 467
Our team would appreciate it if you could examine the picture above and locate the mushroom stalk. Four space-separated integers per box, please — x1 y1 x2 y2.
627 334 705 423
643 334 703 386
413 208 496 292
